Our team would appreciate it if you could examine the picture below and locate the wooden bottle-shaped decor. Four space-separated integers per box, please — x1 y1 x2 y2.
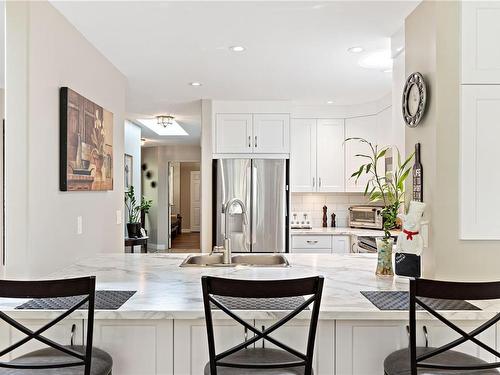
413 143 423 202
322 206 328 227
331 212 336 228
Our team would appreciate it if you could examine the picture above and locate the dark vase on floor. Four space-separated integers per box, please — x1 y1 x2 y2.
127 223 142 238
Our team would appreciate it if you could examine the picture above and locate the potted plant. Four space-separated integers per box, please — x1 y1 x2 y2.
125 186 153 238
346 138 414 276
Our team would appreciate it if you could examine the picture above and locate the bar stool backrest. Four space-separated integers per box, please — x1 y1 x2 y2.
201 276 324 375
0 277 96 375
409 278 500 375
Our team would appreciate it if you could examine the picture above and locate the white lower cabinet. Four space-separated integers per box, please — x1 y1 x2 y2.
335 320 408 375
173 319 248 375
291 235 350 254
332 236 350 254
6 319 83 361
417 320 497 362
92 320 173 375
255 320 334 375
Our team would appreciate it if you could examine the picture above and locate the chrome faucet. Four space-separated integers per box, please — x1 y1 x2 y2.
222 198 247 264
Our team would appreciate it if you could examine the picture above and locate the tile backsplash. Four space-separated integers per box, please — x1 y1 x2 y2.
290 193 370 228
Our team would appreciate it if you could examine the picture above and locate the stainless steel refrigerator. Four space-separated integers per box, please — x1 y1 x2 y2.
213 159 288 253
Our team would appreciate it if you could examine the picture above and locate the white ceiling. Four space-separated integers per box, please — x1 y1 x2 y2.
51 1 419 144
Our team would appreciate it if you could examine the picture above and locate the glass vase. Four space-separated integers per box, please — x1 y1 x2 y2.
375 237 394 277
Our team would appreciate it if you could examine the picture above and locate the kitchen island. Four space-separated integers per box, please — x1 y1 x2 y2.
1 253 498 375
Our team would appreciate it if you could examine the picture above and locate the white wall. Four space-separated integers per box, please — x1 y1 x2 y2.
5 1 127 278
142 144 201 249
124 120 141 200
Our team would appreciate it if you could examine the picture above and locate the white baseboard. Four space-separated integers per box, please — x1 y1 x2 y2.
181 229 191 233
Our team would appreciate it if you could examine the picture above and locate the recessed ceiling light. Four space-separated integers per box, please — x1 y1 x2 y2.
383 69 392 73
229 46 246 52
189 82 202 87
327 101 334 104
358 50 393 70
347 46 364 54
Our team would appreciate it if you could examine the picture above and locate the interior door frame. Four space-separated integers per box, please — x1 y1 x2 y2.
167 160 201 250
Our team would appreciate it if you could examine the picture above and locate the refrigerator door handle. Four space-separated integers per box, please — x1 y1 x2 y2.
251 164 258 248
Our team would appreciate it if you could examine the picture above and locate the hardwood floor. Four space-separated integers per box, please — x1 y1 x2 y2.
171 232 200 252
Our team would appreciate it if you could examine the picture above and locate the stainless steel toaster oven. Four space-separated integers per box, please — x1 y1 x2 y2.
348 206 384 230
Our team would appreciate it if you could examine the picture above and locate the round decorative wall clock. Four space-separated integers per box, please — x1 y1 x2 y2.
402 72 427 127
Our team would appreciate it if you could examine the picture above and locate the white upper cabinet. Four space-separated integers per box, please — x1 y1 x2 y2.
290 119 317 192
317 119 345 192
253 114 290 153
345 115 378 192
462 1 500 84
215 114 253 153
460 85 500 239
215 113 289 154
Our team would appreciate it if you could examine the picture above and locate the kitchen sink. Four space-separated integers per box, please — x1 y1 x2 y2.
180 253 289 267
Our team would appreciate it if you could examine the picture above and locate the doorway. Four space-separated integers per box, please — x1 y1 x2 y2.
168 161 201 252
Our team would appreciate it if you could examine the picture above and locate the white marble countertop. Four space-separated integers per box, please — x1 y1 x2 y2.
290 227 387 236
1 253 498 321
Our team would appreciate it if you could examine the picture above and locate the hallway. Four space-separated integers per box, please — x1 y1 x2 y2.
171 232 200 252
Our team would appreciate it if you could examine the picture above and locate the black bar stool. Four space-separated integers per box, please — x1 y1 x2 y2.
201 276 324 375
384 278 500 375
0 277 112 375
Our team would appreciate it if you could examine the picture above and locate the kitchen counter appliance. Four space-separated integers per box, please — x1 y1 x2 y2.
213 159 288 253
348 205 384 230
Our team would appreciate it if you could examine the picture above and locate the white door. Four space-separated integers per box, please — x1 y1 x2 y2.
190 171 201 232
215 114 253 153
460 85 500 239
92 320 173 375
462 1 500 84
336 320 408 375
316 119 345 192
254 320 334 375
290 119 317 192
173 319 247 375
332 235 350 254
345 115 378 192
417 321 497 363
252 114 290 153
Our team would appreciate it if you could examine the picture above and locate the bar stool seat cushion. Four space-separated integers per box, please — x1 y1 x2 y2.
204 348 312 375
0 346 112 375
384 347 499 375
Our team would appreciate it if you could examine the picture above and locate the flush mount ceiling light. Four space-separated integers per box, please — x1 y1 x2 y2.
138 118 188 136
347 46 364 53
229 45 246 52
358 50 393 71
326 100 334 104
189 82 202 87
157 115 175 128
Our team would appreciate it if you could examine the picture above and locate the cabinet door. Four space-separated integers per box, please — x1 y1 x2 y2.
215 114 253 153
418 321 497 363
316 119 345 192
255 320 334 375
332 235 350 254
336 320 407 375
460 85 500 239
7 319 83 360
290 119 317 192
92 320 173 375
253 114 290 153
174 319 247 375
345 115 378 192
462 1 500 84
